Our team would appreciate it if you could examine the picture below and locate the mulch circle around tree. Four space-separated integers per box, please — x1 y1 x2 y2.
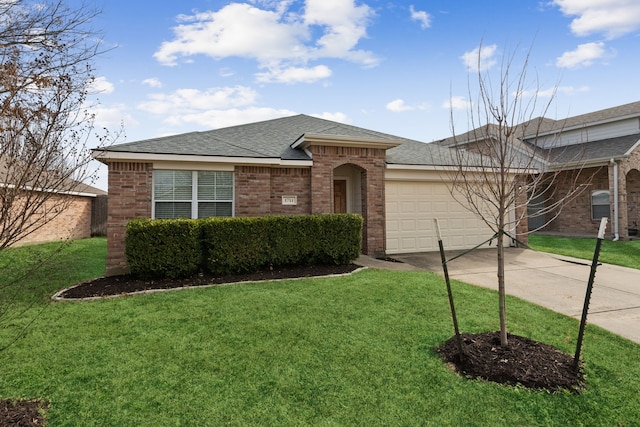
0 399 47 427
437 331 585 393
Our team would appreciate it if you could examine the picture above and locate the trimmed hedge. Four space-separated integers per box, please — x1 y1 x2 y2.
201 214 363 275
125 214 363 278
125 218 202 279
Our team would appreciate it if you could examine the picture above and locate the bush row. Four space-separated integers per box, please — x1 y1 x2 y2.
125 214 363 279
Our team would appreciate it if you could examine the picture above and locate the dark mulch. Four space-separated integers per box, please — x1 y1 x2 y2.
58 263 361 299
437 331 585 393
0 399 47 427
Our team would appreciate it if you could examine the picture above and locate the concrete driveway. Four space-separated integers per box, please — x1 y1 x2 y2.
390 248 640 344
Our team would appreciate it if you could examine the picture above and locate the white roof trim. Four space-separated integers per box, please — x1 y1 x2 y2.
385 163 531 174
291 133 402 150
0 182 101 197
624 137 640 156
92 150 312 167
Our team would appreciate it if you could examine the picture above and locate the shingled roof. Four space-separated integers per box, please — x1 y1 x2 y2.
95 114 465 167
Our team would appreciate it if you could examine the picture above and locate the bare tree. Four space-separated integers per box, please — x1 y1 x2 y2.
0 0 116 350
0 0 113 249
443 45 588 346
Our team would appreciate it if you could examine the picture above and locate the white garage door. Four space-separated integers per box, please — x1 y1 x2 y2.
386 180 495 254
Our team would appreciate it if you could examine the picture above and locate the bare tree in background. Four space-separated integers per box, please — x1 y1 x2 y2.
0 0 116 350
444 45 589 347
0 0 114 250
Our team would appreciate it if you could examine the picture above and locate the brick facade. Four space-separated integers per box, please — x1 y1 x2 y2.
308 145 387 256
542 167 607 236
12 194 94 246
105 161 152 276
540 161 640 239
234 166 312 216
103 144 389 275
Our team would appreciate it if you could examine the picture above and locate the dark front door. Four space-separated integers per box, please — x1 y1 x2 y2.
333 180 347 213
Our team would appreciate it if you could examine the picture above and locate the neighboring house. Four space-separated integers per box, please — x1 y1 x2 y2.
93 114 506 276
439 101 640 240
12 184 107 246
0 156 107 247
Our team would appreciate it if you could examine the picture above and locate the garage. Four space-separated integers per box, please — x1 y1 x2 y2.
385 170 496 254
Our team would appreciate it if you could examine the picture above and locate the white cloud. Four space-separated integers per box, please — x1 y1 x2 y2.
552 0 640 39
442 96 471 111
154 1 378 79
386 99 430 112
255 65 332 83
91 104 138 129
556 42 607 68
165 107 297 128
409 5 431 29
137 86 257 115
386 99 414 112
136 85 297 130
461 44 497 72
311 112 350 123
517 85 590 98
304 0 376 64
219 68 234 77
142 78 163 88
88 76 115 94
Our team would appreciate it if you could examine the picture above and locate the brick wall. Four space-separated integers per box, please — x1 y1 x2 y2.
105 161 152 276
12 194 93 246
544 166 609 236
308 145 387 256
269 168 311 215
619 148 640 237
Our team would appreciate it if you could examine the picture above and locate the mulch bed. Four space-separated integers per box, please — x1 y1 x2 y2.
58 263 361 299
0 399 47 427
437 331 585 393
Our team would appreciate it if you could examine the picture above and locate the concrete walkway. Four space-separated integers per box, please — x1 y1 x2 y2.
357 248 640 344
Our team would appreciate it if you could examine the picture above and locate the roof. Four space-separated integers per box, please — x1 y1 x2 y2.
525 100 640 137
545 133 640 166
0 156 106 197
95 114 465 167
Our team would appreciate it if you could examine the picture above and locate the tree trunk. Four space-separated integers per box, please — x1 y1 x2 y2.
497 231 508 346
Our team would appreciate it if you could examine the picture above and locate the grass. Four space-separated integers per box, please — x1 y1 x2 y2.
1 238 640 426
529 234 640 270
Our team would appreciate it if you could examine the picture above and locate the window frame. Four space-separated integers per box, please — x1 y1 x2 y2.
152 170 234 219
590 189 610 221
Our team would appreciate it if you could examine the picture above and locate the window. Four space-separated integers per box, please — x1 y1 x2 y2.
591 190 610 220
153 170 233 219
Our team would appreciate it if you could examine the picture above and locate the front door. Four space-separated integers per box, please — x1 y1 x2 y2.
333 180 347 213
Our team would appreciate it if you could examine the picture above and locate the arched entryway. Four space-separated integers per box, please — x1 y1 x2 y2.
333 164 364 215
333 163 367 250
626 169 640 237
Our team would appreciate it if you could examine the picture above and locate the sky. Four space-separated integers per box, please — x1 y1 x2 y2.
85 0 640 190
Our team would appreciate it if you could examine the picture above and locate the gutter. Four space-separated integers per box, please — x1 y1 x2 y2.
610 158 620 241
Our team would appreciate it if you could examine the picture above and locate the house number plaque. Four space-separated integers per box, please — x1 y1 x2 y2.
282 195 297 205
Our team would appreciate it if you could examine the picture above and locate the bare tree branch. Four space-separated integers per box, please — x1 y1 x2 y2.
440 43 593 346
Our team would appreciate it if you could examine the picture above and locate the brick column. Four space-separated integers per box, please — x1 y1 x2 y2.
105 161 152 276
308 145 387 257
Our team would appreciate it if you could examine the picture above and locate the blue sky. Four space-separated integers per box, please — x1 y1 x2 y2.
87 0 640 189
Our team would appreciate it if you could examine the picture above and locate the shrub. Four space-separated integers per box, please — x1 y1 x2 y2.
201 214 363 275
125 218 202 279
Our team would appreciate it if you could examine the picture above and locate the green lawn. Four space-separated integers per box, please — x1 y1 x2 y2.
1 238 639 426
529 234 640 270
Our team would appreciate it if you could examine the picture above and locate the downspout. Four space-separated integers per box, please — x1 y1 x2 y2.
610 158 620 241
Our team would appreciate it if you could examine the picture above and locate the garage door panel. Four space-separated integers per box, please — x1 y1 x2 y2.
386 180 495 254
